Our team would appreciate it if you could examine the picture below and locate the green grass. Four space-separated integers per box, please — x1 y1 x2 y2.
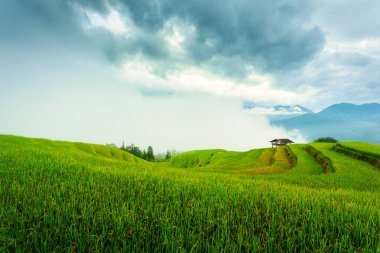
169 148 266 170
1 135 380 252
305 144 335 173
169 146 294 175
339 142 380 157
308 142 380 191
332 142 380 169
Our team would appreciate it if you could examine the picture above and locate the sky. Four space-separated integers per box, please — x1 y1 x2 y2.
1 0 380 152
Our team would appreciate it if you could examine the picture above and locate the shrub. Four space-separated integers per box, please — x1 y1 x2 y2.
313 137 338 143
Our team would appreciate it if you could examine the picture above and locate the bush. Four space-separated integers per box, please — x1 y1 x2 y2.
313 137 338 143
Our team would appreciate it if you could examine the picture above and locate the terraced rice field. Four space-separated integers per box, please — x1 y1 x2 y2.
339 142 380 156
1 135 379 252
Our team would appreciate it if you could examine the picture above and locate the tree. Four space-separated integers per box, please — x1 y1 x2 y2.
125 144 143 158
313 137 338 143
142 150 147 160
117 142 157 161
165 150 172 160
146 146 155 161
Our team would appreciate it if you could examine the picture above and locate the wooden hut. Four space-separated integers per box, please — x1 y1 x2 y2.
270 138 294 148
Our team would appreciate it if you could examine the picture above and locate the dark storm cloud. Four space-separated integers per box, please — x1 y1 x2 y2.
0 0 100 59
0 0 77 40
100 33 169 64
1 0 325 75
111 0 326 72
172 0 324 72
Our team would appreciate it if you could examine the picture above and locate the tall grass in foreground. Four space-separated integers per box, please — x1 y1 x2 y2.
0 135 380 252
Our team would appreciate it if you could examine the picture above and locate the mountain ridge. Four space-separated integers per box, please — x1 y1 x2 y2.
273 103 380 144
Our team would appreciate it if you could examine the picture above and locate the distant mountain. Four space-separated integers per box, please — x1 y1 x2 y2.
273 105 313 114
273 103 380 143
244 104 313 121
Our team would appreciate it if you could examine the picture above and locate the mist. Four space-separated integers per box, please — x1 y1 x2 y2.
0 85 306 152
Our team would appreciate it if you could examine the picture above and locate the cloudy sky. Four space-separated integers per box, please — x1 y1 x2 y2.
1 0 379 151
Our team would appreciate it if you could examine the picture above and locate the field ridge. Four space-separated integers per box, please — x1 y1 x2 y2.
304 145 335 173
332 143 380 169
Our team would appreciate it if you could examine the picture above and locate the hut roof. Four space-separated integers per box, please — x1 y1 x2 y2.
278 138 294 143
269 138 294 143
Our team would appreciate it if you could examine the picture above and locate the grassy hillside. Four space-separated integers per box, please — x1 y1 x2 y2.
169 146 293 174
332 142 380 169
1 135 380 252
0 135 150 165
337 141 380 157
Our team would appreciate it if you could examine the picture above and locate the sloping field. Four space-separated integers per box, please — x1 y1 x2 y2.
309 142 380 191
305 144 335 173
332 142 380 169
339 142 380 156
0 135 150 166
1 135 380 252
169 146 293 174
169 148 266 169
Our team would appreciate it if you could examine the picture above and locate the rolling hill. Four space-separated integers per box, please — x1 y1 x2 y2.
0 135 379 252
168 147 294 174
273 103 380 143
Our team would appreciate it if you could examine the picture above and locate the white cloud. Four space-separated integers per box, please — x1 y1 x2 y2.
323 38 380 60
119 59 317 105
81 8 136 36
159 19 196 54
246 106 308 116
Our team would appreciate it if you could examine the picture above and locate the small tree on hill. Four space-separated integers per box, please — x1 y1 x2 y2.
313 137 338 143
117 142 157 161
146 146 155 161
142 150 147 160
165 150 172 160
125 144 143 158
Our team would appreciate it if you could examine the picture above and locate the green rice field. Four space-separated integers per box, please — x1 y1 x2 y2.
0 135 379 252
